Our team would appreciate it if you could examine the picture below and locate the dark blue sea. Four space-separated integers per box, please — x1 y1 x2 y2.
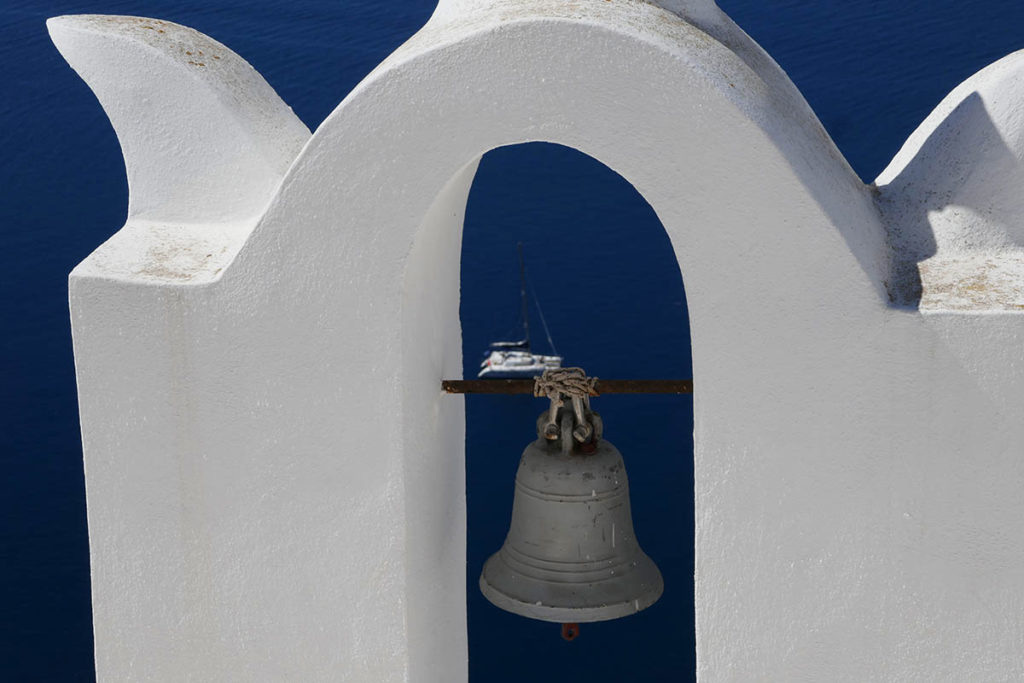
3 1 1022 680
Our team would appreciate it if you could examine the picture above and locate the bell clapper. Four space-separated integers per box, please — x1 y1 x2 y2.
561 623 580 641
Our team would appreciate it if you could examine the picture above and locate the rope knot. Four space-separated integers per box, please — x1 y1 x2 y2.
534 367 597 401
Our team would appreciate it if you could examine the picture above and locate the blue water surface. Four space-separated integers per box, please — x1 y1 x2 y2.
2 1 1022 680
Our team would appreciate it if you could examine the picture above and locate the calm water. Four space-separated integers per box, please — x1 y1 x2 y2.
3 1 1022 680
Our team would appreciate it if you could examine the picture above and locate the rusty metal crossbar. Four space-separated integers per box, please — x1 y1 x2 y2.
440 379 693 395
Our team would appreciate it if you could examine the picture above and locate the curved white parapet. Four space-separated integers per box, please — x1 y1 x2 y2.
49 1 1024 682
48 15 310 284
877 49 1024 309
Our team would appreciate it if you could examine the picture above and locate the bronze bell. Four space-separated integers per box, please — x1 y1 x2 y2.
479 402 663 626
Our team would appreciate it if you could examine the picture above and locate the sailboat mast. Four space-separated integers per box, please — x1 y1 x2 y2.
518 243 530 350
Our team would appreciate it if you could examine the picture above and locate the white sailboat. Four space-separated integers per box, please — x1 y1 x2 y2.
478 246 563 378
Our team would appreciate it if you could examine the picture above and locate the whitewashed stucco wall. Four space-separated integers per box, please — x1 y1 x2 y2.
51 0 1024 680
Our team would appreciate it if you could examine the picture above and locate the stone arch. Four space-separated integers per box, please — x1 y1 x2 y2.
213 4 890 678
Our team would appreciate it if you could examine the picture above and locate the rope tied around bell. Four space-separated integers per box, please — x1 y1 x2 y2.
534 368 600 450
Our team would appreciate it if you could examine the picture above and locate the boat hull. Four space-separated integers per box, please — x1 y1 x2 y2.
478 350 562 378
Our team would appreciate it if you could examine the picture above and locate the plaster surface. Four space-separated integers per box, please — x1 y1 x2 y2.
877 48 1024 309
49 0 1024 681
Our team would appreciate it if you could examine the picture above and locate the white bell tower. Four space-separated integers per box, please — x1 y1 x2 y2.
49 2 1024 680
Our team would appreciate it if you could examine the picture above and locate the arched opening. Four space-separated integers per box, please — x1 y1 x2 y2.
460 143 694 680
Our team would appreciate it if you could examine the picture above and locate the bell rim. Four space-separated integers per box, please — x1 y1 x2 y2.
478 559 664 623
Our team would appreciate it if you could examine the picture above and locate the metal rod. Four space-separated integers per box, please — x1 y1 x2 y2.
441 379 693 395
